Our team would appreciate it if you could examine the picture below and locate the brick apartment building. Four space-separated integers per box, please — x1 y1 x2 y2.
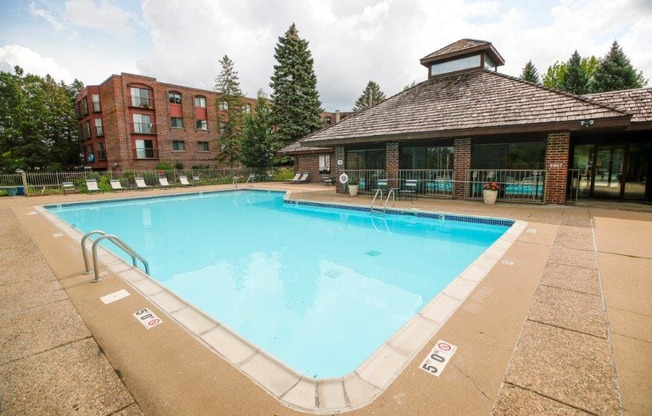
75 73 258 171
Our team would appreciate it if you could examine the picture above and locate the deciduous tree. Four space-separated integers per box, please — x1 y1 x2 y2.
241 89 274 169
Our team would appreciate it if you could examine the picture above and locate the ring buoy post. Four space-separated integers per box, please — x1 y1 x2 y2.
339 173 349 184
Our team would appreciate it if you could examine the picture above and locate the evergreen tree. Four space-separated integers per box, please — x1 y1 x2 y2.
214 55 246 167
519 60 540 84
269 23 323 147
352 81 386 111
561 51 589 95
589 41 647 92
241 89 274 169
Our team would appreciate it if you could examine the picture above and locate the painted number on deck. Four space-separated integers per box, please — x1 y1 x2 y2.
419 340 457 377
133 308 162 329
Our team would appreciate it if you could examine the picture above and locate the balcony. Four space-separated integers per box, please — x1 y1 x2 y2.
129 96 154 109
130 122 157 135
132 147 159 160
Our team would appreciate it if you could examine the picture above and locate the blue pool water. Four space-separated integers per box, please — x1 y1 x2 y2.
48 191 510 378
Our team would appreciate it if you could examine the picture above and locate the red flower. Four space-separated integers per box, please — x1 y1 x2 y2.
483 181 500 191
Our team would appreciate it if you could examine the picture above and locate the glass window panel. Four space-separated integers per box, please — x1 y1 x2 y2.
430 54 481 76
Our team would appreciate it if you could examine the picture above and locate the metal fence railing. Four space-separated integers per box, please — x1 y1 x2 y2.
0 167 289 196
466 169 547 204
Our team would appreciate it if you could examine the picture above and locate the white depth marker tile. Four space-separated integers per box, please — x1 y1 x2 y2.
100 289 130 304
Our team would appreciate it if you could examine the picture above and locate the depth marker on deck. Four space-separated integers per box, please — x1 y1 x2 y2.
419 340 457 377
133 308 163 329
100 289 130 304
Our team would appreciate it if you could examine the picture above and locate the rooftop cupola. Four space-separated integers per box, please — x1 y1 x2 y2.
420 39 505 78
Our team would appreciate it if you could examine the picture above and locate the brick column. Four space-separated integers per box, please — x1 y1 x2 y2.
453 138 471 200
545 132 570 204
335 145 345 193
386 142 399 187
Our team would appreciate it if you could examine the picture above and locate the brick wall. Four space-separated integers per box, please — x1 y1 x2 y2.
453 138 471 200
296 152 335 184
544 132 570 204
335 146 345 193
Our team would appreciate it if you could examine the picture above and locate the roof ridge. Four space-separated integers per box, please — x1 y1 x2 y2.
482 69 633 116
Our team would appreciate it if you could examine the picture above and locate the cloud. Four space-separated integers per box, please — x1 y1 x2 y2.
64 0 138 40
0 44 73 81
29 2 65 30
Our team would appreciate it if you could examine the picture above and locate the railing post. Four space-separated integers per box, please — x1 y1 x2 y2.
20 171 28 195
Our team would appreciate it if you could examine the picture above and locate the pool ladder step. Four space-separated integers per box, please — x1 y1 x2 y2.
81 230 150 283
370 188 396 214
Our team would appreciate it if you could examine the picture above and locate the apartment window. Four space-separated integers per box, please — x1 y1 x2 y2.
133 114 153 134
86 144 94 162
92 94 101 112
94 118 104 137
196 119 208 130
135 139 155 159
324 116 332 125
243 103 251 113
81 97 89 115
218 122 227 133
168 92 182 104
170 117 184 128
194 96 206 107
130 87 152 108
197 141 209 152
83 121 91 139
218 101 228 110
172 140 186 151
97 142 106 160
319 154 331 173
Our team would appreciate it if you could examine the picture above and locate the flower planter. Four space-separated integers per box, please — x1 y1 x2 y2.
483 189 498 205
348 184 359 196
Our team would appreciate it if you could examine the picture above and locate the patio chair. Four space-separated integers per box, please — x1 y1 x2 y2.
321 175 334 186
284 173 301 183
372 178 389 198
179 175 190 186
399 179 418 201
158 177 170 187
135 177 148 189
62 182 76 195
110 179 126 191
85 178 102 193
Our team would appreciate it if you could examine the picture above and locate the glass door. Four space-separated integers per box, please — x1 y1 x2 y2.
592 146 624 199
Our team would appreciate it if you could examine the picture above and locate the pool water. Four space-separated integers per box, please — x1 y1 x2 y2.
48 191 509 378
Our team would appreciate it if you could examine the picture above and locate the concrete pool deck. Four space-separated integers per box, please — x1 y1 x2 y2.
0 183 650 415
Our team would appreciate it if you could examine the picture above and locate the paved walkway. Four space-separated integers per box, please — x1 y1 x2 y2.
0 185 650 415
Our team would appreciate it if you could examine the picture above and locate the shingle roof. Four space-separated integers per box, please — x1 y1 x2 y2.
278 138 332 154
301 69 632 146
585 88 652 123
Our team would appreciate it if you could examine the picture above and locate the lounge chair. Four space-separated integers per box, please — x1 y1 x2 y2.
290 172 310 184
110 179 125 191
399 179 418 201
179 175 190 186
135 177 148 189
192 175 200 182
158 177 170 187
85 178 102 193
284 173 301 183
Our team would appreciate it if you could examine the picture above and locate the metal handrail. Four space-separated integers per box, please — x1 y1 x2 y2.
384 189 396 210
81 230 150 283
370 189 383 212
245 174 255 188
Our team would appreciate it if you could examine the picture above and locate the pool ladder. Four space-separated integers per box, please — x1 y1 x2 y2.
370 188 396 214
81 230 150 283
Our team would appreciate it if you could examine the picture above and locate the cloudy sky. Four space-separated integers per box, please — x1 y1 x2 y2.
1 0 651 111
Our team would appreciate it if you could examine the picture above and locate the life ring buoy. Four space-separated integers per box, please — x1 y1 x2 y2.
339 173 349 184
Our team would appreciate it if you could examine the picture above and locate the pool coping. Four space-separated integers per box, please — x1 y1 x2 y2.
36 190 528 414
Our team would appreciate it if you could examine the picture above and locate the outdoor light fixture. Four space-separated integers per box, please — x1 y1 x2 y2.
580 119 594 128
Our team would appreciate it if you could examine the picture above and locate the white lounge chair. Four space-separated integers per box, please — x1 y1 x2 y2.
284 173 301 183
179 175 190 186
85 178 102 193
291 173 310 184
135 177 148 189
158 177 170 186
110 179 125 191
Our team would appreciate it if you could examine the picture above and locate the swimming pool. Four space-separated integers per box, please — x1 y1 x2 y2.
44 190 524 411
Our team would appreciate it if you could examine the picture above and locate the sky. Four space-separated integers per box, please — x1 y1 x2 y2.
0 0 651 112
